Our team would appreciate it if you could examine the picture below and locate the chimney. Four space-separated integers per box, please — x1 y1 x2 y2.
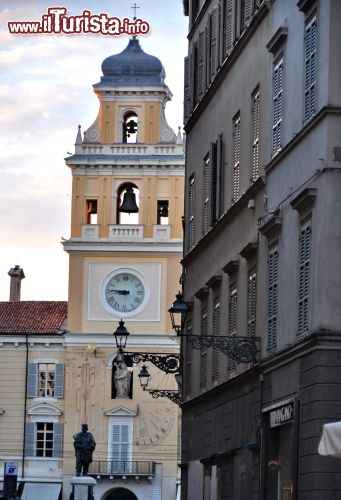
8 265 25 302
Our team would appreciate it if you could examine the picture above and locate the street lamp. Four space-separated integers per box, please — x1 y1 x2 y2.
137 364 182 405
113 319 130 362
168 293 261 364
168 292 191 335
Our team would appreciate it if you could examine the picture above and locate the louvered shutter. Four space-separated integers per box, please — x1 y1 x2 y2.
298 224 311 335
217 133 224 217
27 363 37 398
53 422 63 458
210 8 219 81
200 312 208 388
304 16 317 122
248 273 257 337
198 31 206 100
54 363 64 398
233 114 241 201
210 141 218 225
111 424 129 462
224 0 233 57
244 0 252 28
267 248 279 350
272 58 283 154
184 56 191 123
25 422 35 456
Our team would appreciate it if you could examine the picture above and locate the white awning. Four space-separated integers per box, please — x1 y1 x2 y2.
21 482 61 500
318 421 341 458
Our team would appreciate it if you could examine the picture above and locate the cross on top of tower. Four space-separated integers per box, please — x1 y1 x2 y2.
131 2 140 20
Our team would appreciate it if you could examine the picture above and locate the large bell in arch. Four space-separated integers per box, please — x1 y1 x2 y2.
119 185 139 213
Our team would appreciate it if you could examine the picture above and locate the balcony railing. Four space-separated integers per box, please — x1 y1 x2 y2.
88 460 155 478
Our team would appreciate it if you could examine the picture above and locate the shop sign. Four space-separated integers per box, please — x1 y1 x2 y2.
270 401 294 428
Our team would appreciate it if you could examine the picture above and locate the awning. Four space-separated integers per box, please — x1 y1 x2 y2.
21 482 61 500
318 421 341 458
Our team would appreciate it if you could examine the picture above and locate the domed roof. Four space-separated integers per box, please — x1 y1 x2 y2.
100 38 165 86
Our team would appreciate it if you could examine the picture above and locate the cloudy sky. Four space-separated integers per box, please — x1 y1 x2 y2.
0 1 188 301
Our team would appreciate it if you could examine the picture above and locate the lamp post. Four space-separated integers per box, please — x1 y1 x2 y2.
113 319 129 362
137 364 182 405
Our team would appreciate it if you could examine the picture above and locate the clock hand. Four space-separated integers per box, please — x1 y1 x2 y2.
111 290 130 295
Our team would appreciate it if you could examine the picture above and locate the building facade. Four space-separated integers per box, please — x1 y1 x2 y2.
62 37 184 500
180 1 341 499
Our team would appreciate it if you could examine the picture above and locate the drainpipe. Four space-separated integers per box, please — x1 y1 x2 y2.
22 333 29 480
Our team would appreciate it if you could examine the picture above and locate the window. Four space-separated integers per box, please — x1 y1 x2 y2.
248 271 257 337
251 87 260 181
304 15 317 122
185 322 193 396
25 421 63 458
203 154 211 234
298 221 311 335
188 174 195 251
223 0 234 58
110 422 132 473
209 8 219 82
267 246 279 351
212 300 221 381
272 56 283 155
228 286 238 373
200 310 208 389
197 31 206 102
38 363 55 397
27 362 64 399
157 200 169 225
232 113 241 202
86 199 98 224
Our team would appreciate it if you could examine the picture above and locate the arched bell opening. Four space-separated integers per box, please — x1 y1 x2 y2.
122 111 138 143
117 183 139 225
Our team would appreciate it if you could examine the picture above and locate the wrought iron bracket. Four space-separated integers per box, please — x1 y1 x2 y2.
185 335 261 364
126 352 181 375
147 389 182 406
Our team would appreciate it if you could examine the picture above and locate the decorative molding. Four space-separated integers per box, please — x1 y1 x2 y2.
267 26 288 53
222 259 240 276
206 275 223 289
259 215 283 239
105 405 138 417
27 403 62 417
194 286 210 300
297 0 316 13
290 188 316 214
240 242 258 260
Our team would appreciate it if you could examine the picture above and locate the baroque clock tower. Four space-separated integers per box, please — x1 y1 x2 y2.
63 37 184 500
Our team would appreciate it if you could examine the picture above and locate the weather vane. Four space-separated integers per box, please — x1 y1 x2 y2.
131 2 140 21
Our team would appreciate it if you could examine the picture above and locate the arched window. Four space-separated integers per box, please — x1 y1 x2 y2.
117 183 139 224
122 112 138 143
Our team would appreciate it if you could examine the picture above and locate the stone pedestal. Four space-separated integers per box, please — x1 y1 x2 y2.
70 476 96 500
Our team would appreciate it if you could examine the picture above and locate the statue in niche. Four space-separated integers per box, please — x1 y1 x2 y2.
114 361 131 398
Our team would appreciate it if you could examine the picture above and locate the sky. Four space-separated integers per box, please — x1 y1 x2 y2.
0 1 188 301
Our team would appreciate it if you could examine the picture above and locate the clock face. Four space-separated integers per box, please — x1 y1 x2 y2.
105 271 146 314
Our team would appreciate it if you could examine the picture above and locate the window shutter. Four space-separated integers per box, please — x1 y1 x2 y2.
111 423 130 461
198 31 206 100
267 248 279 350
25 422 35 456
244 0 252 28
217 134 224 217
298 224 311 335
27 363 37 398
210 8 219 81
304 16 317 122
54 363 64 398
200 312 208 388
210 141 218 225
53 422 63 458
184 56 191 123
224 0 233 57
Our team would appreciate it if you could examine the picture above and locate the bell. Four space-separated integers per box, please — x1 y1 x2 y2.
119 185 139 213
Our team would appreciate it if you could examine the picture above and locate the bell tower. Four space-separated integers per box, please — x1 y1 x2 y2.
64 37 184 332
62 37 184 499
